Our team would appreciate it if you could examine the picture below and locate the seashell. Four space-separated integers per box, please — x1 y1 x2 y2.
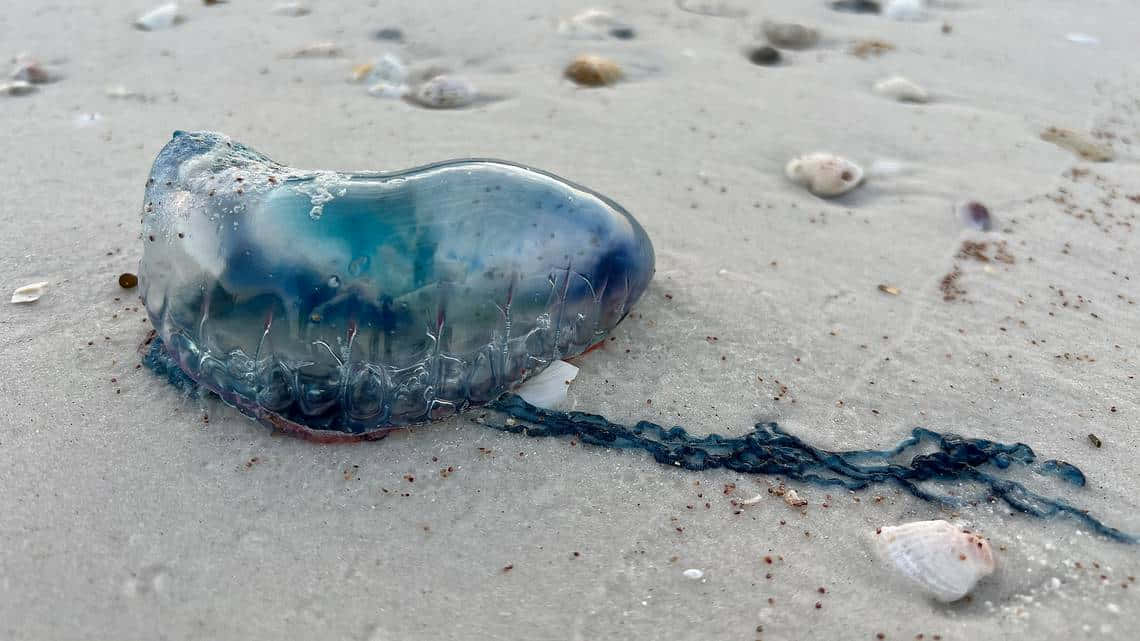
682 568 704 579
11 281 49 304
873 75 929 103
761 20 819 50
407 75 478 109
138 131 654 438
515 360 579 410
283 42 342 58
0 80 36 96
10 56 59 84
884 0 926 21
785 153 864 197
1040 126 1114 162
366 82 408 99
564 55 622 87
106 85 149 101
746 46 780 66
557 8 635 40
873 520 996 602
850 39 895 58
135 3 181 31
957 200 993 231
271 2 310 16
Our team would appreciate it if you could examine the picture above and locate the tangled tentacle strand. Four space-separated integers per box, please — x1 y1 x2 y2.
486 395 1135 544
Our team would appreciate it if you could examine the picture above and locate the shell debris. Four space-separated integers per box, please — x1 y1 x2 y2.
515 360 579 410
557 8 635 40
761 20 819 50
1040 126 1114 162
0 80 36 96
873 520 996 603
873 75 929 103
785 152 864 197
135 3 181 31
407 75 479 109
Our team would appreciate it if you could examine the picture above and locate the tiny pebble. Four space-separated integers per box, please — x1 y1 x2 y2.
1088 434 1102 448
119 273 139 289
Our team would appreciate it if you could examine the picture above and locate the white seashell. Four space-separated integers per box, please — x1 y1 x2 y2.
682 568 704 579
271 2 311 16
884 0 927 21
135 3 180 31
106 85 148 101
873 75 929 103
785 153 864 197
11 281 49 304
0 80 36 96
515 360 579 410
366 82 408 99
366 53 408 84
873 520 996 602
408 75 478 109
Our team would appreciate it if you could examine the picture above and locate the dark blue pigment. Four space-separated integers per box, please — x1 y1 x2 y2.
144 337 1133 543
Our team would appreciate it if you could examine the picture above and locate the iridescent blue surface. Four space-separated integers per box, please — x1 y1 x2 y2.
140 131 654 438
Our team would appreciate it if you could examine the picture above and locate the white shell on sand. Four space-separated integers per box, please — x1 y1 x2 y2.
873 520 996 602
873 75 929 103
408 75 477 109
271 2 311 17
0 80 37 96
884 0 926 21
135 3 180 31
11 281 48 304
785 153 864 197
366 82 408 99
557 8 631 40
515 360 579 410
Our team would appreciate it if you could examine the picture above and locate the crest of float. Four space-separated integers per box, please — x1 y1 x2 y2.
140 131 1133 544
140 130 655 438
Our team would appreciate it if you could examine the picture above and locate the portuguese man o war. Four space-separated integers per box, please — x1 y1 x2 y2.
140 131 654 439
139 131 1133 543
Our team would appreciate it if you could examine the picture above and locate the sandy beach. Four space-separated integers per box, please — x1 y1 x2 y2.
2 1 1138 639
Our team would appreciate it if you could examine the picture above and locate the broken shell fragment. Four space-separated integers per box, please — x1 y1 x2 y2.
557 8 635 40
0 80 36 96
366 82 408 99
873 75 929 103
785 153 864 197
873 520 996 602
352 53 408 84
271 2 310 16
515 360 579 410
10 56 59 84
564 54 622 87
11 281 48 304
284 42 342 58
407 75 477 109
135 3 181 31
1040 126 1114 162
761 20 819 50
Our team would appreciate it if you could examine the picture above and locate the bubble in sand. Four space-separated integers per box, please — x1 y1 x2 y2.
564 54 622 87
11 281 48 304
873 75 929 103
785 153 864 198
761 20 819 50
135 3 181 31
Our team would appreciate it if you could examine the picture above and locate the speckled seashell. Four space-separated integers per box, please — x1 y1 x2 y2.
873 75 929 103
564 55 622 87
1040 126 1114 162
408 75 477 109
873 520 996 602
785 152 864 197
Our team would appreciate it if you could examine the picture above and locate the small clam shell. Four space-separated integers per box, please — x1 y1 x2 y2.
12 281 49 304
785 153 864 197
873 75 929 103
135 3 180 31
873 520 996 602
564 54 622 87
408 75 477 109
761 20 819 50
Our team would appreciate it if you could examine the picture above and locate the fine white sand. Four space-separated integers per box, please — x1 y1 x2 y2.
2 1 1138 639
